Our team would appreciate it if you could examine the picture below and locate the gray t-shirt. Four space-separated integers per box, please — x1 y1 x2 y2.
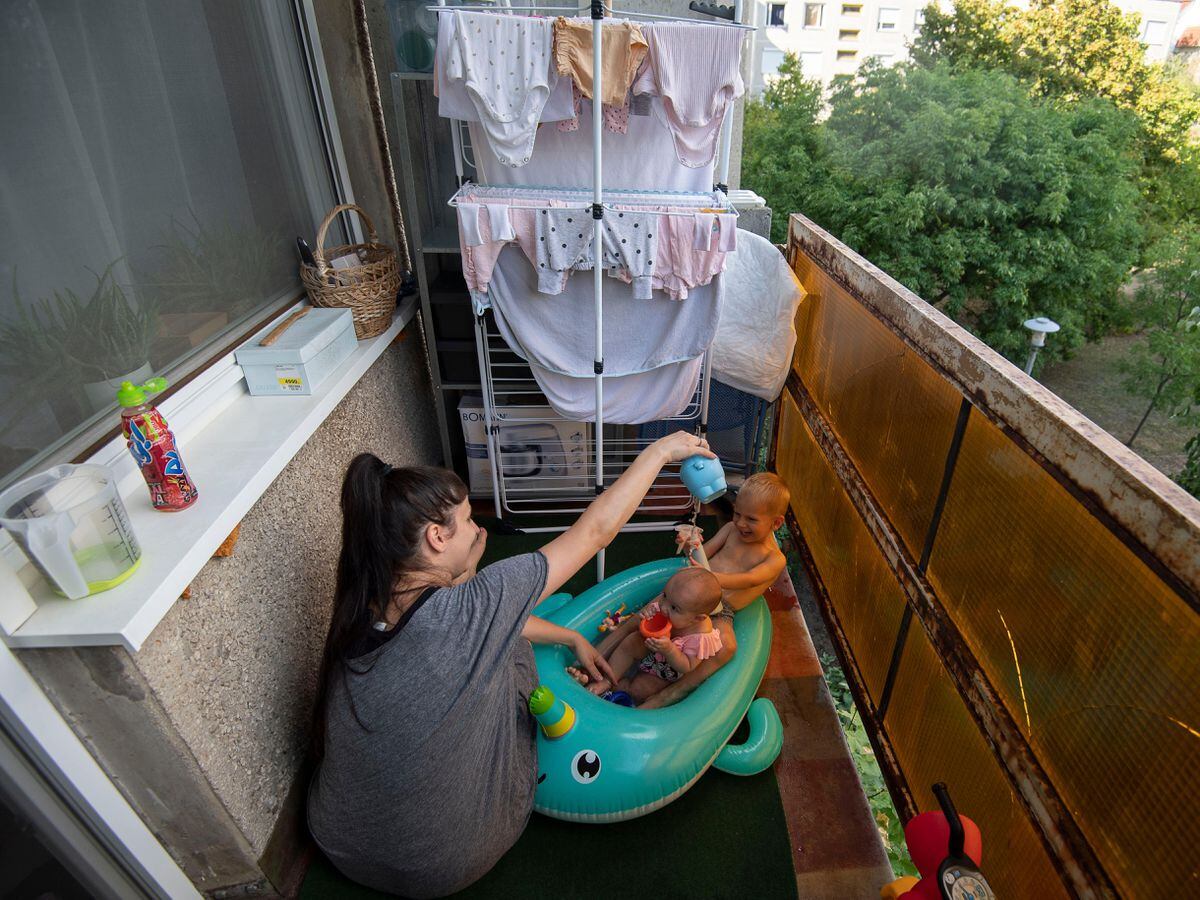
308 552 547 898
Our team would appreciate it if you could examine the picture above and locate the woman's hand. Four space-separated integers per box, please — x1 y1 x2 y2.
653 431 716 465
572 633 617 685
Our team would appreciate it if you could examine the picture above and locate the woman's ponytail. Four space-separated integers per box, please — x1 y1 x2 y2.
311 454 467 758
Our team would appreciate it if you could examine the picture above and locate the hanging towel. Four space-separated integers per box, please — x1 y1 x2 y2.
553 17 647 107
632 23 745 168
710 230 805 401
436 11 574 124
529 356 703 423
444 12 556 166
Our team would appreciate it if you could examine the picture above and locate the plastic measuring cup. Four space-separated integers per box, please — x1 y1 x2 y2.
640 611 672 641
0 463 142 599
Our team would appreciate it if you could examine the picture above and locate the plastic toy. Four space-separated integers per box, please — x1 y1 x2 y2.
528 558 783 822
597 603 629 633
639 610 672 641
880 783 995 900
679 454 727 503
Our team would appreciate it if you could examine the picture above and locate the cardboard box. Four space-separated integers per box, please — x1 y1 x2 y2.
458 396 591 497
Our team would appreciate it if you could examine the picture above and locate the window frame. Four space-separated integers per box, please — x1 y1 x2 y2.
0 0 361 491
877 6 900 30
803 2 825 28
915 7 926 27
1142 18 1168 45
768 2 787 27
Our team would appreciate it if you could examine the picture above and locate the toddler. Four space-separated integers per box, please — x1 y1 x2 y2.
584 568 724 704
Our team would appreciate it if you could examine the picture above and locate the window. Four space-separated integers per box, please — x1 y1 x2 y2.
877 7 900 30
804 3 824 27
842 3 863 13
800 50 825 78
837 49 858 60
872 52 897 65
0 1 343 485
769 3 787 26
915 7 927 27
1143 19 1168 45
761 48 786 81
839 28 860 40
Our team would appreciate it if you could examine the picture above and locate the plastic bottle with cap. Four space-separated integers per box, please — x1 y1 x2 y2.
117 378 199 511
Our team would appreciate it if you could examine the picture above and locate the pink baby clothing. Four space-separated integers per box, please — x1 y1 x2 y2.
558 81 632 134
610 209 732 300
636 599 723 682
633 23 745 168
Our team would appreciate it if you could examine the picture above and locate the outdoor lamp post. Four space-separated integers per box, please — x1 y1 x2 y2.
1023 317 1060 376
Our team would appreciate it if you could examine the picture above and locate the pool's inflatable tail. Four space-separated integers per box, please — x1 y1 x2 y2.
713 697 783 776
529 685 576 739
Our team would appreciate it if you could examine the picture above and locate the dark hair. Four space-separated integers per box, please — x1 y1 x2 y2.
310 454 467 759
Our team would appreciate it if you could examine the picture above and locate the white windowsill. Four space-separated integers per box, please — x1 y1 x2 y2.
2 297 418 652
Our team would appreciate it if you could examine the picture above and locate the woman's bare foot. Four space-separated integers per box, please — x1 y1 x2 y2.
565 666 589 686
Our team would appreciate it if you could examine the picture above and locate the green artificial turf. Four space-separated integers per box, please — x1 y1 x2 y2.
300 521 798 900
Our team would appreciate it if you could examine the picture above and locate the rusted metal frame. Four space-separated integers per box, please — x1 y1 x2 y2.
787 214 1200 605
783 507 918 823
785 373 1118 899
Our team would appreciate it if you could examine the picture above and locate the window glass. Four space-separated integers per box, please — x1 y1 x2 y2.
837 49 857 60
1142 19 1168 44
877 6 900 29
915 7 926 26
842 3 863 12
0 1 341 485
762 48 786 80
769 3 787 26
804 3 824 27
839 28 860 40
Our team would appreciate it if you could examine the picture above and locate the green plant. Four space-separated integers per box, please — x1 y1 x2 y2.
143 213 290 318
0 263 158 382
820 653 918 879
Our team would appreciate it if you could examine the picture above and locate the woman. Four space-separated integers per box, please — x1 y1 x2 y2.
308 431 712 897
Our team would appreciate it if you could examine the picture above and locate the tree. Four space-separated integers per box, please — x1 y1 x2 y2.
1120 231 1200 446
912 0 1200 162
743 61 1144 360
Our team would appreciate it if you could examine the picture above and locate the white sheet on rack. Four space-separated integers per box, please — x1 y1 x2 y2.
469 98 713 192
529 355 703 423
488 246 719 377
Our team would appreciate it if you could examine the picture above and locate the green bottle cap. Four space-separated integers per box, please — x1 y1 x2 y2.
116 377 168 407
528 685 555 716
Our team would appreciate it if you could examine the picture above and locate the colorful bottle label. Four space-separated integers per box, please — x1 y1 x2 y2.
121 407 199 511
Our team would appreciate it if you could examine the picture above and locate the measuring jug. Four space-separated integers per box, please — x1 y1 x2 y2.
0 463 142 599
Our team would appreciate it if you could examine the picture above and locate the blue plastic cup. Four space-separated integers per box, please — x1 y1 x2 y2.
679 454 727 503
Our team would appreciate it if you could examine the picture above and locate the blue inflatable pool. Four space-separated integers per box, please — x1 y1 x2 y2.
530 558 783 823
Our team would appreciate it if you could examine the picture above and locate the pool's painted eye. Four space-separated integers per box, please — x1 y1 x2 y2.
571 749 601 784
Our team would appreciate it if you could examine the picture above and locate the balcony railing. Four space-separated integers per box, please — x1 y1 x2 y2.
773 213 1200 898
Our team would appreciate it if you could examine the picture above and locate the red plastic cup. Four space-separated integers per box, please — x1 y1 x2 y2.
640 611 672 641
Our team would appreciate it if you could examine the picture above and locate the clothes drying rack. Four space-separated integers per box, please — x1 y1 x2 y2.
435 1 747 579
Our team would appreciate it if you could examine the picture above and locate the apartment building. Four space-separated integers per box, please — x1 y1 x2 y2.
748 0 1187 92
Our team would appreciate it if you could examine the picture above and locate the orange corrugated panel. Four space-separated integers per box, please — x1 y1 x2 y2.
885 625 1071 899
789 254 963 559
927 411 1200 897
778 393 908 706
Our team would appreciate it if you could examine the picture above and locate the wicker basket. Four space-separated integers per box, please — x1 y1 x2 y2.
300 204 400 339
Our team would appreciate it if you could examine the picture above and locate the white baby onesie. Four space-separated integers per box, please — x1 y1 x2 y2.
445 12 555 167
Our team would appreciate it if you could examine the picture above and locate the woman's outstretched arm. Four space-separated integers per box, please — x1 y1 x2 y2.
537 432 714 602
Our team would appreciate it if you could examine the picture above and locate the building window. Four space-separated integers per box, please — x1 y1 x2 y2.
804 3 824 28
837 49 857 60
761 48 786 80
769 3 787 26
0 2 343 485
872 52 897 65
800 50 825 78
842 3 863 13
1143 19 1168 45
877 6 900 30
839 28 860 40
915 7 926 27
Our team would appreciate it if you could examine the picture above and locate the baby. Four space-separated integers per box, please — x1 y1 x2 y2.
678 471 790 622
584 568 724 704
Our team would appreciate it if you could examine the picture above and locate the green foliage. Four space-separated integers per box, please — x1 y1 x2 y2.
1120 228 1200 446
1178 432 1200 496
911 0 1200 162
744 60 1143 360
821 654 918 880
